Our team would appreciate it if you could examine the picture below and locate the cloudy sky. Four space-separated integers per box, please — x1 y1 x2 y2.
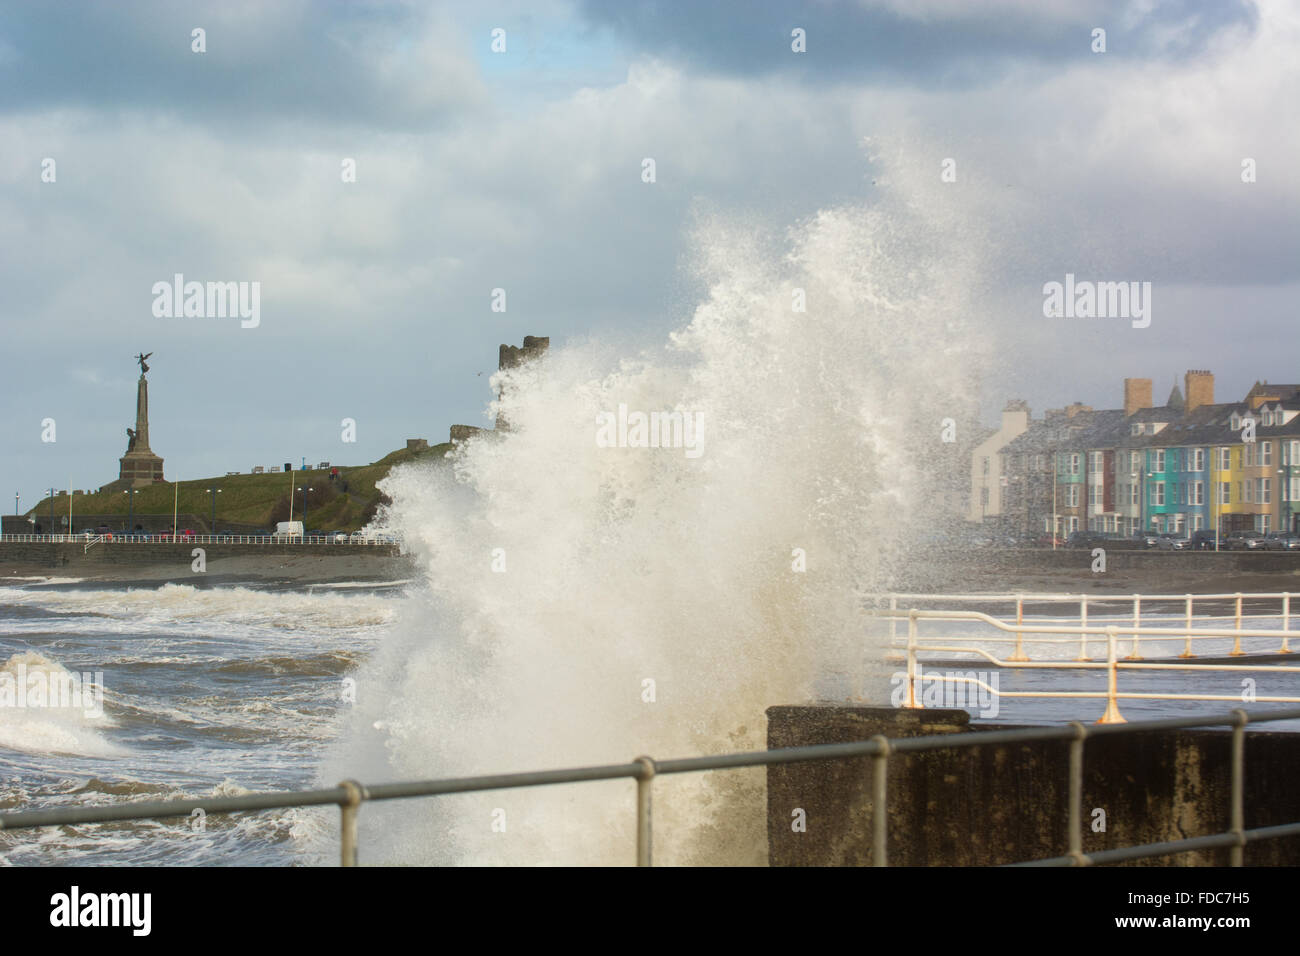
2 0 1296 507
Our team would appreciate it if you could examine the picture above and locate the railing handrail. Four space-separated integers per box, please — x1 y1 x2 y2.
871 591 1299 602
0 533 400 546
2 706 1297 867
869 607 1294 641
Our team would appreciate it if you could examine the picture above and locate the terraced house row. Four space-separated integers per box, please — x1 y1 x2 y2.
970 371 1300 538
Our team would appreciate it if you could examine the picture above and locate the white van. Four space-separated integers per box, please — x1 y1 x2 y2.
272 521 304 541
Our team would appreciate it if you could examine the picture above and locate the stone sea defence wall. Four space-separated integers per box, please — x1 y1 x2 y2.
985 549 1300 572
0 541 399 570
767 705 1300 866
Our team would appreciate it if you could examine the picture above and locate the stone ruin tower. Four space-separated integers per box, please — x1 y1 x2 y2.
449 336 549 443
495 335 549 432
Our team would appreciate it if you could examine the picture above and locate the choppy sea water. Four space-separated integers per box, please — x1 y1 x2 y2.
0 577 403 866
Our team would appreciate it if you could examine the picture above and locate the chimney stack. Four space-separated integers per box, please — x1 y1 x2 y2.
1184 370 1214 413
1123 378 1153 417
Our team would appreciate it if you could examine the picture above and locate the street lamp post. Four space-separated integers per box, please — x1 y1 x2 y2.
1211 448 1218 551
208 488 222 533
13 492 17 516
1050 455 1058 549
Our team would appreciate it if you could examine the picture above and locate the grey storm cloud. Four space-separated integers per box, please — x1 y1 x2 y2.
577 0 1259 86
0 1 485 128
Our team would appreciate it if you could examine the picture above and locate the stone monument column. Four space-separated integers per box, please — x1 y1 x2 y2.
117 353 164 487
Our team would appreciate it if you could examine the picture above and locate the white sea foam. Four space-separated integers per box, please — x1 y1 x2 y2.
0 583 397 633
0 652 121 758
320 158 988 865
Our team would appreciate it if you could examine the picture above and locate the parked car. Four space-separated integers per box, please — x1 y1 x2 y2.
1262 532 1300 551
1223 531 1267 551
1155 533 1191 551
1133 530 1161 549
1188 529 1219 550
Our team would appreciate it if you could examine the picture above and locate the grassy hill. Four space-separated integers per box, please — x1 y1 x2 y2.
30 442 455 532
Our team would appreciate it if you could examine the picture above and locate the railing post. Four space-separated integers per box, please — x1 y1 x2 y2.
904 610 921 708
1230 710 1247 867
1075 595 1089 661
1097 627 1125 724
1067 722 1089 866
1125 593 1142 660
338 779 365 867
1180 593 1195 658
871 735 890 867
633 756 656 867
1280 594 1292 654
1231 592 1245 656
1009 593 1029 661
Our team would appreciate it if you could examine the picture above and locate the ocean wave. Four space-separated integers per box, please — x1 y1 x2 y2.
0 652 122 758
0 583 398 631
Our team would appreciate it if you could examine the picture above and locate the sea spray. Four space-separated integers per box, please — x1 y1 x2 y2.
318 171 986 865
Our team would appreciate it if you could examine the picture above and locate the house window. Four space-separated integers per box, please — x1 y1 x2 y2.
1068 516 1079 532
1262 442 1273 466
1291 476 1300 502
1261 478 1271 504
1258 515 1271 534
1192 514 1203 531
1191 448 1204 471
1245 480 1253 503
1231 413 1241 430
1153 449 1165 472
1070 453 1081 475
1219 483 1231 505
1152 482 1165 506
1130 452 1140 474
1191 481 1204 506
1130 483 1139 506
1219 447 1231 471
1066 485 1080 508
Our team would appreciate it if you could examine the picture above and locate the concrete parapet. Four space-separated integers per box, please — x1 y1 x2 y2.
767 704 1300 866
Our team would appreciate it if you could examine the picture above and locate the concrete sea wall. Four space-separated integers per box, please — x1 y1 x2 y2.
767 705 1300 866
0 541 398 571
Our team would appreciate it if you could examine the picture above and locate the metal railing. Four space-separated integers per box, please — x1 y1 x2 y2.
1 533 398 546
872 591 1297 653
869 596 1300 723
2 707 1297 866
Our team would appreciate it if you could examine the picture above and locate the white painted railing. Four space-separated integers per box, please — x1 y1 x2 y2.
869 599 1300 724
1 533 398 546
